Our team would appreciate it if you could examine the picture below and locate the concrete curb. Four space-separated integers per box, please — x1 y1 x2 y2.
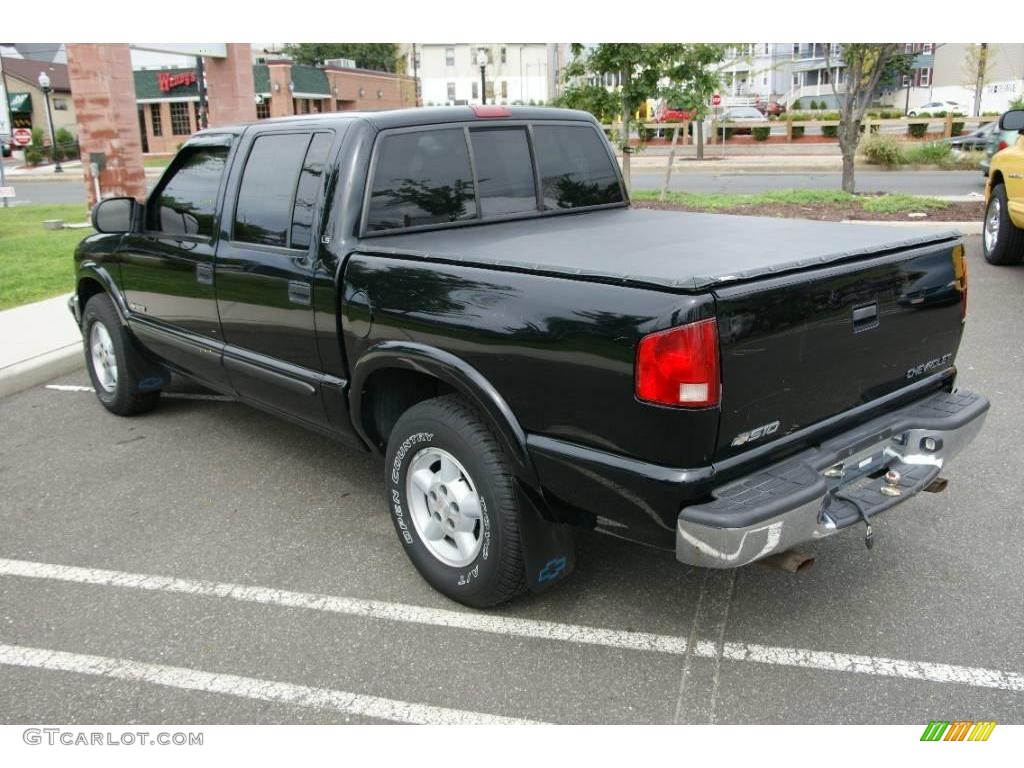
839 220 982 234
0 342 84 399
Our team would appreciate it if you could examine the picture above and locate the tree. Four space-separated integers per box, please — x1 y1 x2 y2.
564 44 730 191
659 44 726 161
281 43 399 73
565 44 689 191
824 44 915 193
963 44 995 116
555 83 619 123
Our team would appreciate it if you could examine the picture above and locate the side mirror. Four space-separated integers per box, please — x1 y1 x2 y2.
999 109 1024 134
91 197 139 234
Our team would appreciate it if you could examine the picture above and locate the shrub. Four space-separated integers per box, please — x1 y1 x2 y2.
808 100 818 110
822 124 838 138
908 122 929 138
951 121 965 136
791 126 805 139
54 127 76 161
25 145 45 165
791 99 802 110
752 126 771 141
860 134 906 166
904 141 952 165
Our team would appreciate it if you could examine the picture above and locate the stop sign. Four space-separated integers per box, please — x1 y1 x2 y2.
12 128 31 147
711 93 722 107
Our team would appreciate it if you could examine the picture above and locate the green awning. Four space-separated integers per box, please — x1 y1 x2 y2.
8 92 31 112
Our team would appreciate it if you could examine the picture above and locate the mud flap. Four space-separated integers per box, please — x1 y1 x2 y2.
514 481 577 592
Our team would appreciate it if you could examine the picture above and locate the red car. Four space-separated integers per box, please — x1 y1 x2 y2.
654 104 695 122
755 100 787 117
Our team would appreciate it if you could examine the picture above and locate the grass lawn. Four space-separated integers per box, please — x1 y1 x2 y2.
631 189 950 213
0 203 92 311
143 156 171 169
629 189 982 222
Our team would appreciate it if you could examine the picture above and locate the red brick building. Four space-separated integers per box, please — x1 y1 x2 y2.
136 60 415 154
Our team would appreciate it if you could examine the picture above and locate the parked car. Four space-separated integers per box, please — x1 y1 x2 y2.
981 114 1021 177
719 106 769 134
982 108 1024 264
908 101 965 117
653 102 695 123
755 100 787 117
1 135 11 158
948 120 996 152
71 106 987 608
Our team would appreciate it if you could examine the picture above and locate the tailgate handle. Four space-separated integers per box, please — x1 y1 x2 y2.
852 302 879 332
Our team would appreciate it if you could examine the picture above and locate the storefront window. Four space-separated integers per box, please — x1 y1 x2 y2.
151 104 163 136
256 99 270 120
170 102 191 136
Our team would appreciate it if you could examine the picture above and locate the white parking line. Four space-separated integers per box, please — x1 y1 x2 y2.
2 557 1022 693
0 558 687 655
0 643 541 725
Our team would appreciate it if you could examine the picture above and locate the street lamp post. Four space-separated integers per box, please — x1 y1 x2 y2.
37 72 62 173
476 49 488 105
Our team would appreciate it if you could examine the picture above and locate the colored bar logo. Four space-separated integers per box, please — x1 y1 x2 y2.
921 721 997 741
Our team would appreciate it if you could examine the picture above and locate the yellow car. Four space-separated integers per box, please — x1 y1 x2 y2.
984 108 1024 264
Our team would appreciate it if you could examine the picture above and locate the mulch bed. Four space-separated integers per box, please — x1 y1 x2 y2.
634 200 984 222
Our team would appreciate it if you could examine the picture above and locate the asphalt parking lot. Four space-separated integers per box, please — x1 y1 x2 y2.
1 234 1022 725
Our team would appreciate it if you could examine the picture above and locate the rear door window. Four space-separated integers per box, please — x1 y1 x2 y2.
147 145 228 237
366 128 477 231
233 132 310 247
289 132 334 250
532 125 623 210
468 128 537 217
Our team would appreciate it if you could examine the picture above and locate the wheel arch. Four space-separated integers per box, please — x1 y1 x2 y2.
351 341 538 488
76 263 128 326
352 341 577 593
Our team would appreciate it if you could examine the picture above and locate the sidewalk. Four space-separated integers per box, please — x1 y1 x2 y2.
2 159 165 181
0 294 84 398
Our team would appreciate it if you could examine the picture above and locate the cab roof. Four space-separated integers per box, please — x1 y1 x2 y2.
193 105 598 138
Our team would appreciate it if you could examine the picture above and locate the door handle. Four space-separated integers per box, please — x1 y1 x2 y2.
288 280 312 306
195 262 214 286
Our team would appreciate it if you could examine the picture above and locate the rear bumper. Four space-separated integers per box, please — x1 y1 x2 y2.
676 389 989 568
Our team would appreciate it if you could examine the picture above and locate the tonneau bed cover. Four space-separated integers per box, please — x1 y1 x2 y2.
360 207 961 292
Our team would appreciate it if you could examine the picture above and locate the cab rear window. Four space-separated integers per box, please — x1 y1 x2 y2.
366 129 478 232
364 122 622 234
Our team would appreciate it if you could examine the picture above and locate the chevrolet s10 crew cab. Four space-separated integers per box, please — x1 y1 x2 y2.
71 106 988 607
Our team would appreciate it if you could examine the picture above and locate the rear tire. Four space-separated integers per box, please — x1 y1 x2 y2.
82 293 162 416
385 394 526 608
983 184 1024 266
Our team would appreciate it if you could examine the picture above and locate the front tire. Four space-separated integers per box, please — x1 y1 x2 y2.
385 394 526 608
82 294 162 415
983 183 1024 266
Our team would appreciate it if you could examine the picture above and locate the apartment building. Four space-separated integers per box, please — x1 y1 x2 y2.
406 43 567 106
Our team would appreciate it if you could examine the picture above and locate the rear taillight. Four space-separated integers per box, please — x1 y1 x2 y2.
998 140 1008 151
635 318 720 408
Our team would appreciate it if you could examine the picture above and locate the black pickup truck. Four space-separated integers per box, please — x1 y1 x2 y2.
72 106 988 607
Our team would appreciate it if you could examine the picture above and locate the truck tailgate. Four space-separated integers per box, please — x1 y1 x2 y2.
714 240 967 460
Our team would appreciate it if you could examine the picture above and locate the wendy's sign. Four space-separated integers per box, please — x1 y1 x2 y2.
157 71 197 92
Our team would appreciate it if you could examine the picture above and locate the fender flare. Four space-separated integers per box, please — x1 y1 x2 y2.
76 263 129 325
349 341 576 592
351 341 538 486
